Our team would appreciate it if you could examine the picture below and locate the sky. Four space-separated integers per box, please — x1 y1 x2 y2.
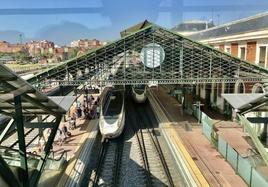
0 0 268 45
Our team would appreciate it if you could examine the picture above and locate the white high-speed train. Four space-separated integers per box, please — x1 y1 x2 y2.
99 88 125 139
131 85 147 103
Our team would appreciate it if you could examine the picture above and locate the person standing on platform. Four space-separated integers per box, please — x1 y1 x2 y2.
96 105 100 118
62 124 68 140
77 106 82 118
72 113 77 128
88 94 92 108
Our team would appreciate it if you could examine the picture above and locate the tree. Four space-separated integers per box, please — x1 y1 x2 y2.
69 47 79 59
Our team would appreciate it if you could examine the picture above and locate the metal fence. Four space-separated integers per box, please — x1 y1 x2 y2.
218 136 268 187
193 106 213 141
193 105 268 187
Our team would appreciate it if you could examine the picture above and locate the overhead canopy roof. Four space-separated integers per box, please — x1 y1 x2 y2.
48 96 76 111
0 64 66 117
26 21 268 87
222 93 268 113
120 20 152 37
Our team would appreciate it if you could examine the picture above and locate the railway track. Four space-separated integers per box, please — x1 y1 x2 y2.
128 101 175 187
89 137 124 187
87 99 183 187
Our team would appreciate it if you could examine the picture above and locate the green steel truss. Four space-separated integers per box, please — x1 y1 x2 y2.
0 64 65 187
27 23 268 87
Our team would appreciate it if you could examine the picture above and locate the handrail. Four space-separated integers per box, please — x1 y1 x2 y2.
51 150 67 161
0 145 67 162
237 114 268 167
0 145 42 158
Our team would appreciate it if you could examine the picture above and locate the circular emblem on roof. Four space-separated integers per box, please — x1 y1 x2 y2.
140 43 165 68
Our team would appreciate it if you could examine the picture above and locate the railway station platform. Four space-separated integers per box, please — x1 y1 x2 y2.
38 94 100 187
149 86 248 187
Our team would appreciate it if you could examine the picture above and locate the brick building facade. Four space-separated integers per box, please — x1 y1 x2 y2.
70 39 101 49
0 41 25 53
189 12 268 69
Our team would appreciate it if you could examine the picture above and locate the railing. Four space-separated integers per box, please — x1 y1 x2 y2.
192 106 268 187
237 114 268 167
0 145 67 170
218 136 268 187
192 105 213 141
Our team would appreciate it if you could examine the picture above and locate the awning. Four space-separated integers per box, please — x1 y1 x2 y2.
222 93 268 113
0 64 66 117
49 96 77 111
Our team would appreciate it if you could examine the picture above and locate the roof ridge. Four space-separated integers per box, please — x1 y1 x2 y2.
188 11 268 36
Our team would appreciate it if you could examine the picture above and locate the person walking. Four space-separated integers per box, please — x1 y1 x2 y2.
57 129 63 146
96 105 100 118
62 124 68 140
77 106 82 118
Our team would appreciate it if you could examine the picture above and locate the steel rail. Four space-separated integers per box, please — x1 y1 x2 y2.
127 102 153 187
142 105 175 187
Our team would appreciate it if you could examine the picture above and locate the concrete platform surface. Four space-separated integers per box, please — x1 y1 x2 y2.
151 87 248 187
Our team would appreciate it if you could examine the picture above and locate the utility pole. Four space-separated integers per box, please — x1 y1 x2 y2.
211 8 214 24
19 34 22 44
217 14 220 26
193 101 204 124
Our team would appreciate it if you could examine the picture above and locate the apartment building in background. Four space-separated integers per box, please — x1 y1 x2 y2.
0 41 25 53
70 39 101 49
188 12 268 68
26 40 55 57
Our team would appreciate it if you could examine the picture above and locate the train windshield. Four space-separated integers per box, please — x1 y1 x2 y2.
133 85 146 95
105 91 123 117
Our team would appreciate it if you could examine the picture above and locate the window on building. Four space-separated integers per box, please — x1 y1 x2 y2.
225 47 231 54
240 47 246 60
259 46 266 67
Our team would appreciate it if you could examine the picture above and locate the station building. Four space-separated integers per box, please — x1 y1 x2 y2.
188 12 268 68
178 12 268 114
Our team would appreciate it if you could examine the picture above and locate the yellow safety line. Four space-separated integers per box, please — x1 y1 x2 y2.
165 124 210 187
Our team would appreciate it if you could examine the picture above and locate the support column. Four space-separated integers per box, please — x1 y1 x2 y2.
262 79 268 93
0 155 21 187
14 95 29 187
260 123 268 145
30 116 62 187
37 115 43 137
59 85 64 96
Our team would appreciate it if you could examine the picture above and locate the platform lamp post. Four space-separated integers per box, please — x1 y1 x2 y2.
193 101 204 124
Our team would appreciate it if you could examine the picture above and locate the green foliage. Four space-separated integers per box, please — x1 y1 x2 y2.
69 47 79 59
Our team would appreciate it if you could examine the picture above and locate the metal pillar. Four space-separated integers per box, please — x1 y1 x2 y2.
30 116 62 187
14 95 29 187
0 155 21 187
59 85 64 96
0 119 14 143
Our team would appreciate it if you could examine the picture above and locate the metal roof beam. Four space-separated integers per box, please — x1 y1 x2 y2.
0 119 14 143
4 82 63 116
24 122 56 129
247 117 268 124
0 75 17 81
